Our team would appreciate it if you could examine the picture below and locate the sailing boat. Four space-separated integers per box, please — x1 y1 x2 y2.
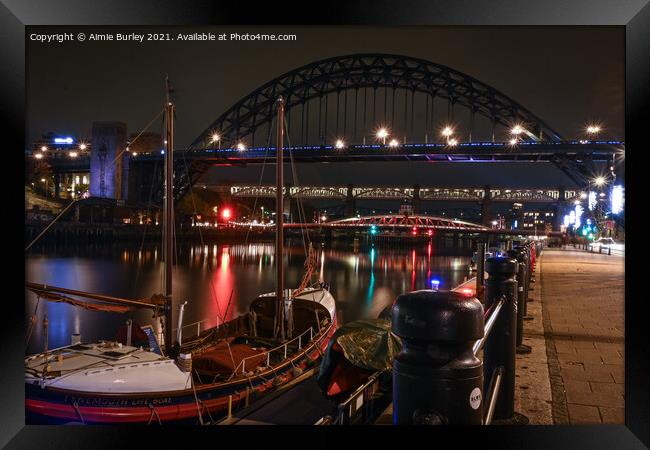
24 86 337 424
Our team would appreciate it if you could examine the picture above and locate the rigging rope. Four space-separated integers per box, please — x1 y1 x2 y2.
243 124 274 247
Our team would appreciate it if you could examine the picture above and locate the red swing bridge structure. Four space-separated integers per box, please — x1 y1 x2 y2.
283 214 544 236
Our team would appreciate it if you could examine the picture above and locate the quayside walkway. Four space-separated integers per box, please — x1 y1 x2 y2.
537 247 624 424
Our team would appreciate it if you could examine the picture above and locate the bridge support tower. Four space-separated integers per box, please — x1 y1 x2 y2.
345 184 356 218
412 185 421 214
481 185 492 227
554 186 567 232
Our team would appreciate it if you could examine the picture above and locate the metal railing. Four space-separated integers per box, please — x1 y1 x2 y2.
331 371 383 425
157 315 222 347
233 325 318 375
473 296 505 356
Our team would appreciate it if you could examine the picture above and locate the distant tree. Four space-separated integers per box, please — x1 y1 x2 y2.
26 159 53 196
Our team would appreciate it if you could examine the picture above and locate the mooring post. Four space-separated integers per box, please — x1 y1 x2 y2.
392 290 484 425
483 257 528 425
476 241 487 301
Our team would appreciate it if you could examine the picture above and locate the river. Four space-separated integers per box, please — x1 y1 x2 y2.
25 240 471 354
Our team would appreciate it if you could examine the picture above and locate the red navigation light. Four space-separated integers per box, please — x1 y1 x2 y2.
427 229 433 237
221 208 232 220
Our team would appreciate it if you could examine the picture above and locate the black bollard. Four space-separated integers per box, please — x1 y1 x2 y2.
392 290 484 425
514 246 530 316
484 257 529 425
508 250 532 354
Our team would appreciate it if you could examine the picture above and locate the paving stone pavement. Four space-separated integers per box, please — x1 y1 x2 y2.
513 261 554 424
538 247 624 424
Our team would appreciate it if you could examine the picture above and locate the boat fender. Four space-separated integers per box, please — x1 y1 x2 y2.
291 367 303 377
273 376 284 387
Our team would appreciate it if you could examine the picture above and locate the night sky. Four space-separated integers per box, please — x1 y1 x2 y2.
27 26 624 188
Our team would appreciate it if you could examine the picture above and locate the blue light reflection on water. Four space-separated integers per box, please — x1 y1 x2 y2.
26 242 470 354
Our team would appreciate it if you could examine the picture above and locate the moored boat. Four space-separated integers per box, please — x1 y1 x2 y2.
25 83 337 425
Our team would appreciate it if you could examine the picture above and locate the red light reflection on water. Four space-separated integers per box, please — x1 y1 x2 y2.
207 246 235 325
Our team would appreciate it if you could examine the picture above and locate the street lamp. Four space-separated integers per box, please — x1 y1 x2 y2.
586 125 601 135
236 142 246 151
79 143 87 151
335 139 345 149
593 176 606 188
447 138 458 147
40 146 47 152
211 133 221 149
510 125 525 135
586 124 602 142
388 138 399 148
376 128 388 145
441 125 454 138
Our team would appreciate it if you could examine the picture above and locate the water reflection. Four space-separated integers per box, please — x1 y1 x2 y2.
25 242 470 354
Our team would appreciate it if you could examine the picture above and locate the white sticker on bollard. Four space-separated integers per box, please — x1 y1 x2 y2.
470 387 482 410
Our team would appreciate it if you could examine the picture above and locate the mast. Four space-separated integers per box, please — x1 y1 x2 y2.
163 76 175 354
275 96 285 340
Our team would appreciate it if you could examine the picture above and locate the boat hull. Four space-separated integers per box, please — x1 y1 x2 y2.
26 319 336 425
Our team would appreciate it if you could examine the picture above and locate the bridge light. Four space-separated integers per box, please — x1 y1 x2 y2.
132 152 138 157
69 151 78 158
211 133 220 143
335 139 345 149
376 128 389 144
388 139 399 147
221 208 232 220
441 126 454 137
370 225 378 235
431 279 440 290
580 192 587 199
510 125 525 135
34 153 43 159
586 124 601 135
40 146 47 152
79 143 87 150
321 215 327 222
509 137 518 146
427 229 433 236
236 142 246 151
447 138 458 147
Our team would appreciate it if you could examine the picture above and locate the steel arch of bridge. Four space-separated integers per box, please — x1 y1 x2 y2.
174 53 598 201
190 53 562 150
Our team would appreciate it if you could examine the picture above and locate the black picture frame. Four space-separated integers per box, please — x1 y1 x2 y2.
2 1 648 448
